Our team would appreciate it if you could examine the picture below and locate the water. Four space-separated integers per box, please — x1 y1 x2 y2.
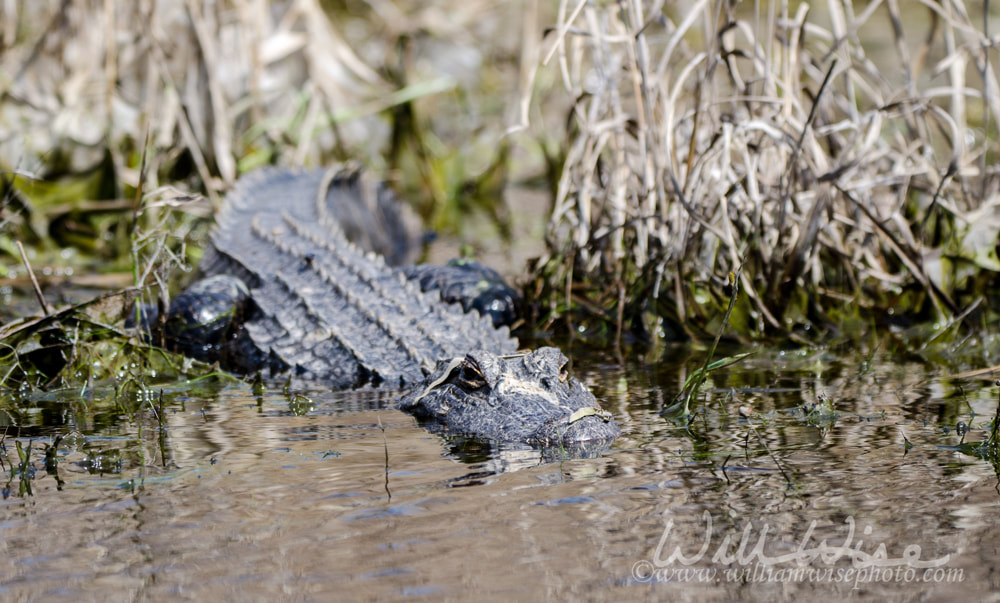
1 347 998 600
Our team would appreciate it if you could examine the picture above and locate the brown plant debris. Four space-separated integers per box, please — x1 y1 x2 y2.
524 1 1000 344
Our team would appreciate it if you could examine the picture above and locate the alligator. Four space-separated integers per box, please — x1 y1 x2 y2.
156 165 619 448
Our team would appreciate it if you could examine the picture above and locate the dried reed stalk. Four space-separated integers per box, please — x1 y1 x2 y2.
0 0 412 203
526 0 1000 341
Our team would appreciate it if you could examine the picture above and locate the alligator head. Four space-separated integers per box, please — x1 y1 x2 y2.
397 347 620 447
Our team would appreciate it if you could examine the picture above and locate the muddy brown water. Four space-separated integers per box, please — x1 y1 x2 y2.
1 346 998 601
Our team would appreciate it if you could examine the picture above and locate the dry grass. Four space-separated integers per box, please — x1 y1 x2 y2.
0 0 527 211
3 0 375 201
524 0 1000 343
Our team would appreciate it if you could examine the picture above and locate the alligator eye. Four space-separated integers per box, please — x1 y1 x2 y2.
558 361 569 383
449 359 488 390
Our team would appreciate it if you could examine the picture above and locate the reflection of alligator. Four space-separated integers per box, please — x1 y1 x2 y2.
159 166 619 448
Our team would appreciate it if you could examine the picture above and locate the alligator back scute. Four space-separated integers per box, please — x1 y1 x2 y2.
205 166 518 386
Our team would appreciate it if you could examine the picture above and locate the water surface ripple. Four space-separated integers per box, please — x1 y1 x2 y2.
1 349 998 600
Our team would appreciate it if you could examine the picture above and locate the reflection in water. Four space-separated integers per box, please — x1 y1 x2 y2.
1 350 999 599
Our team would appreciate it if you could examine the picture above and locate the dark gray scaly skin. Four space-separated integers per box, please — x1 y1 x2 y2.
200 165 516 387
177 165 619 447
399 347 619 446
402 260 519 328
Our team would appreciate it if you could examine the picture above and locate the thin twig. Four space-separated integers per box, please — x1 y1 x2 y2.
746 419 793 486
378 415 391 501
15 240 52 316
683 262 743 415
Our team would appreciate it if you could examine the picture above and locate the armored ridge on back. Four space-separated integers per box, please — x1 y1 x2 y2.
159 165 620 448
